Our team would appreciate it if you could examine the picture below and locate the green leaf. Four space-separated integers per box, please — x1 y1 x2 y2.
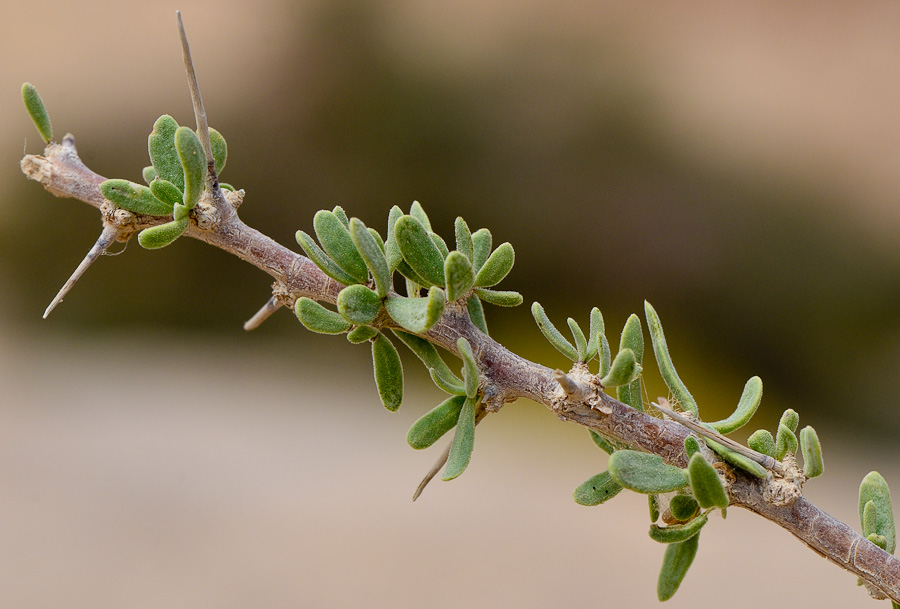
137 217 189 249
573 471 623 506
372 334 403 411
294 297 352 334
208 127 227 174
471 228 492 272
799 426 824 479
531 302 578 361
430 233 450 259
384 287 446 333
457 337 479 399
708 376 763 434
396 260 431 289
688 453 728 509
863 500 878 538
467 295 489 335
585 308 604 362
703 437 767 478
175 126 206 209
409 200 432 231
349 218 391 297
567 318 587 362
367 227 385 251
384 206 404 273
657 533 700 601
346 325 378 344
779 408 800 433
148 115 184 191
443 396 476 480
22 83 52 143
748 429 776 458
598 333 611 378
644 301 699 417
444 251 474 301
394 215 446 287
650 513 707 544
407 395 466 449
600 348 642 388
331 205 349 227
474 288 522 307
684 436 701 459
101 179 173 216
149 178 183 207
314 210 369 284
390 329 463 389
473 242 514 287
669 495 699 521
607 450 689 494
649 495 661 523
868 533 889 551
173 203 190 221
336 284 382 325
429 367 467 396
295 230 359 286
775 423 798 461
142 166 157 185
589 430 616 455
455 217 474 262
859 472 895 554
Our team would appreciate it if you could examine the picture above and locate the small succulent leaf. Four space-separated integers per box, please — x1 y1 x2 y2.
314 210 369 283
455 217 474 261
173 203 189 221
349 218 391 298
864 500 879 537
859 472 896 554
779 408 800 433
471 228 492 272
644 301 699 417
599 333 611 378
136 218 189 249
430 233 450 259
650 513 708 545
531 302 578 361
346 325 378 344
573 471 623 506
295 230 359 286
688 453 729 509
385 205 404 272
467 295 489 335
220 183 234 191
585 308 604 362
684 436 701 459
429 367 467 396
101 179 173 216
600 348 642 388
442 396 477 480
657 534 700 601
148 115 184 191
649 495 661 523
588 430 616 455
704 437 767 478
473 242 515 287
174 126 206 209
372 334 403 411
607 450 689 494
748 429 776 458
407 395 466 450
868 533 889 551
473 288 523 307
22 83 53 143
390 329 463 387
326 207 347 229
208 127 227 174
669 495 700 521
708 376 763 434
444 251 474 302
142 166 157 185
149 178 184 207
409 200 432 232
336 284 382 325
396 260 431 289
567 318 588 362
799 426 824 479
294 297 352 334
384 287 446 333
775 423 798 461
457 337 480 399
367 227 385 251
394 215 446 287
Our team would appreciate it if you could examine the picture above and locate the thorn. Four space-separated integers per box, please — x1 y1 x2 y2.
176 11 213 168
412 442 451 501
243 296 282 331
43 225 120 319
553 369 594 402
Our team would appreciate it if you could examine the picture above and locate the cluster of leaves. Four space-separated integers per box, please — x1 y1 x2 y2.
294 202 521 480
859 472 900 607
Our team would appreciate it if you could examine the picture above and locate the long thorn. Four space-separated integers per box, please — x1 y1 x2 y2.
243 296 282 331
43 225 120 319
412 406 487 501
176 11 213 167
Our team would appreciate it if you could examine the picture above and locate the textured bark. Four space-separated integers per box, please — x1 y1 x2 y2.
20 139 900 603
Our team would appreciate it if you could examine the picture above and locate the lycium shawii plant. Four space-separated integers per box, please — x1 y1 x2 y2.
17 12 900 605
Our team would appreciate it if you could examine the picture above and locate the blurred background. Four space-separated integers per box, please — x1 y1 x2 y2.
4 0 900 606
